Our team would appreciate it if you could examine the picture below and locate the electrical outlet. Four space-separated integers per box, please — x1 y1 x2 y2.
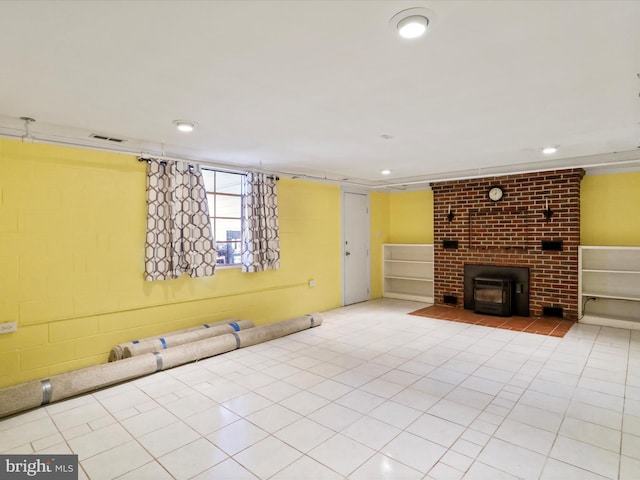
309 279 316 287
0 322 17 334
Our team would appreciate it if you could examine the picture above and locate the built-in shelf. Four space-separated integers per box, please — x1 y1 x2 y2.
383 244 434 303
582 292 640 302
579 246 640 329
385 275 432 281
583 269 640 275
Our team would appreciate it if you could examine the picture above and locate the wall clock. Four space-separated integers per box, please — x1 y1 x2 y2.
488 186 504 202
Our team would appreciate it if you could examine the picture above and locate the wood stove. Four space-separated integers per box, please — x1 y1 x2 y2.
464 265 529 317
473 277 512 316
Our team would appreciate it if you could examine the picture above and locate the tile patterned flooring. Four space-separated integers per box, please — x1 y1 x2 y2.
410 305 575 338
1 299 640 479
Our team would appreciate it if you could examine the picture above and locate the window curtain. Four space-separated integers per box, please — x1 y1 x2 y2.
241 172 280 272
144 159 217 281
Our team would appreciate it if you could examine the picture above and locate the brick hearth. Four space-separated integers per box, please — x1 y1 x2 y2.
432 168 584 320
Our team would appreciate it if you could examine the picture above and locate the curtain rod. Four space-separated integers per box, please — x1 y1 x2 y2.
0 130 254 172
0 131 397 189
17 130 636 190
136 156 279 180
0 130 287 180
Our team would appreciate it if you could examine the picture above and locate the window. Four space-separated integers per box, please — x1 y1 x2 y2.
202 169 243 266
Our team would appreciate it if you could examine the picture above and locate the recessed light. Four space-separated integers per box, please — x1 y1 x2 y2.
381 169 391 175
542 146 557 154
397 16 428 38
389 8 435 40
173 120 197 132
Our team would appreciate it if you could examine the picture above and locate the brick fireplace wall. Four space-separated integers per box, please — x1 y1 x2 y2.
432 168 584 320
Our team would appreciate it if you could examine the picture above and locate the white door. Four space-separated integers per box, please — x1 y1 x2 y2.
343 191 370 305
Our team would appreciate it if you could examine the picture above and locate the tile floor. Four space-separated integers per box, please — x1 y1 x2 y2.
410 305 575 338
1 298 640 479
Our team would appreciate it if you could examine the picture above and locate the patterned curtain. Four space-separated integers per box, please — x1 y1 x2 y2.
144 159 217 281
241 172 280 272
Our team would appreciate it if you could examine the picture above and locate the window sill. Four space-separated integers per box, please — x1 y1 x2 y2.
216 264 242 270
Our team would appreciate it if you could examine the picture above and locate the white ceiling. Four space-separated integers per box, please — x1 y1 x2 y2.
1 0 639 188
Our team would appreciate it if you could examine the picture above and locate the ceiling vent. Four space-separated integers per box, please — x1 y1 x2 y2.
89 133 127 143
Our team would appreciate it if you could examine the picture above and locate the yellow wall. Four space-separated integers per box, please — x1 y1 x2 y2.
389 189 434 244
369 191 390 298
0 138 341 387
368 189 433 298
581 171 640 246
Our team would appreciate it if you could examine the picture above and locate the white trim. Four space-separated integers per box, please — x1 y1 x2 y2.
380 150 640 187
580 315 640 331
584 164 640 176
4 129 639 190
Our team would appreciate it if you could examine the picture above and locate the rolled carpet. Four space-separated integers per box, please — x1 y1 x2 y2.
0 354 159 418
122 320 255 358
108 317 241 361
0 313 322 419
0 381 43 419
158 333 239 370
236 314 321 349
160 313 323 369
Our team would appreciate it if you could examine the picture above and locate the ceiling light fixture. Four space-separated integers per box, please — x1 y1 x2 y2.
381 169 391 175
542 146 558 154
173 120 196 133
397 15 428 38
389 7 435 40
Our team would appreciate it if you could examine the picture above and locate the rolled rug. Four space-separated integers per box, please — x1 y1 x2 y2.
0 381 44 419
108 317 240 361
160 334 239 370
236 313 322 349
48 354 159 403
159 313 323 369
0 312 322 419
122 320 255 358
0 354 159 418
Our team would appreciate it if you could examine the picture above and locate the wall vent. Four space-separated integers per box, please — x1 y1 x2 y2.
89 133 127 143
443 295 458 305
442 240 459 249
541 240 563 251
542 306 564 318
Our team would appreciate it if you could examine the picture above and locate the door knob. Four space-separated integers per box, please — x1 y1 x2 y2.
345 251 351 256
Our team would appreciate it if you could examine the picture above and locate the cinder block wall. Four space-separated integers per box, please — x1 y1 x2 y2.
0 139 342 388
